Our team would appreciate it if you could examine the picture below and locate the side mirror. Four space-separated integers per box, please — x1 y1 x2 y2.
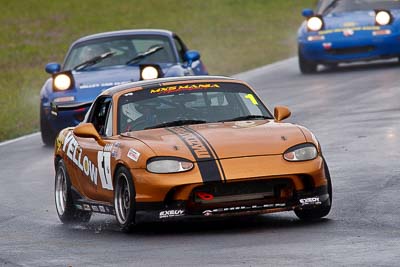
45 63 61 74
302 8 314 17
73 123 106 146
184 50 200 67
274 106 291 122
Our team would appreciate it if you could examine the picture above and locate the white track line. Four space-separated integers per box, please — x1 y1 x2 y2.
0 58 295 147
0 132 40 147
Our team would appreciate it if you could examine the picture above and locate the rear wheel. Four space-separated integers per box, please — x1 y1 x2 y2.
114 167 136 232
294 160 332 220
55 159 92 223
298 51 317 74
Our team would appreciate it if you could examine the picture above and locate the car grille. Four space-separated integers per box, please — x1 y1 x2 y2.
327 45 375 55
191 179 294 205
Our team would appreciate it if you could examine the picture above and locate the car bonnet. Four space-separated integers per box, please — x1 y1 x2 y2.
122 120 307 161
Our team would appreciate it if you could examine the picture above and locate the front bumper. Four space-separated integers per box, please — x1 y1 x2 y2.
132 155 330 223
299 29 400 63
41 102 91 134
135 184 330 223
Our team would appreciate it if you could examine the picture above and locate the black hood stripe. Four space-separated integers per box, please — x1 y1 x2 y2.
184 126 227 182
166 127 223 183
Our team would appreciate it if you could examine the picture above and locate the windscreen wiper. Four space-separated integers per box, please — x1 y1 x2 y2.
145 119 207 130
218 115 271 122
73 51 115 71
323 0 339 14
126 45 164 65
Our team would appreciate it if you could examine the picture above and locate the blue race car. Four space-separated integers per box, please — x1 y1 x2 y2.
297 0 400 73
40 29 208 145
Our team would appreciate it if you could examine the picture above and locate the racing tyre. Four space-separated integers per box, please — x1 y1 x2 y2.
298 52 317 74
114 167 136 232
294 160 332 220
40 109 56 146
55 159 92 223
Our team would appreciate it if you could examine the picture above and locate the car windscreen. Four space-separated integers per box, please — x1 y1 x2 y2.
117 82 273 133
63 35 176 70
320 0 400 15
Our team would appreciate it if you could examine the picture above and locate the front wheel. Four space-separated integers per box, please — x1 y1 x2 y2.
114 167 136 232
294 160 332 220
298 52 317 74
40 108 56 146
55 159 92 223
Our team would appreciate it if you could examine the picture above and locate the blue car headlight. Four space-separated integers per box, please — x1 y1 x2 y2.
375 10 392 26
52 71 74 91
307 16 324 32
284 143 318 162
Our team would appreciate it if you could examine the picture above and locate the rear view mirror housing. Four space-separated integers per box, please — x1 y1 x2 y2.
45 63 61 74
184 50 201 67
302 8 314 18
73 123 106 146
274 106 291 122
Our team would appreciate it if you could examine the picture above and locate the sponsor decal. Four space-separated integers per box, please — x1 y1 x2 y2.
203 210 213 216
104 144 113 152
343 29 354 37
63 132 113 191
202 203 287 216
111 142 121 158
127 148 141 162
150 83 220 94
80 81 130 89
318 26 380 35
299 197 321 206
159 209 185 219
343 22 356 27
323 42 332 50
56 136 63 153
75 202 115 214
167 126 224 182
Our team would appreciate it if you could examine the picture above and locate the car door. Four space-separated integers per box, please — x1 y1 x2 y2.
74 96 114 202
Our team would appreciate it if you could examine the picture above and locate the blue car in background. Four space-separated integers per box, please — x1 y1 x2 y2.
297 0 400 74
40 29 208 145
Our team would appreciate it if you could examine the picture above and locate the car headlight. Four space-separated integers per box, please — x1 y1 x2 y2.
147 157 194 173
54 74 72 90
141 66 159 80
284 143 318 162
375 10 392 26
307 16 324 31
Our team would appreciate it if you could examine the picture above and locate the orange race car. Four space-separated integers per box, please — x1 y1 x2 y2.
54 76 332 231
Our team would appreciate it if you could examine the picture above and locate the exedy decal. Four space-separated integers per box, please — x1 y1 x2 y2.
63 132 113 190
150 83 220 94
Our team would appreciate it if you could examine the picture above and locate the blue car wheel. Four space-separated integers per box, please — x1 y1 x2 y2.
298 49 317 74
40 107 56 146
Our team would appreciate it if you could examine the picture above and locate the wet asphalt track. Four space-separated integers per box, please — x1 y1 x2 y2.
1 58 400 266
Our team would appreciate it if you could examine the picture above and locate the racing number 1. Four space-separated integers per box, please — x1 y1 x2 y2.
97 151 113 190
245 94 258 105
